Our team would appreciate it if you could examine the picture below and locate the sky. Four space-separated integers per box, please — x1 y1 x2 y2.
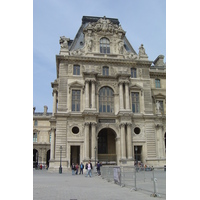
33 0 166 112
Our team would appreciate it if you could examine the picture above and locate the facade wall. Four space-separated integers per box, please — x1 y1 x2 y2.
34 16 166 171
33 108 51 168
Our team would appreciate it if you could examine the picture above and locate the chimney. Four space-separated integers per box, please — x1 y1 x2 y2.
43 106 48 115
33 107 36 114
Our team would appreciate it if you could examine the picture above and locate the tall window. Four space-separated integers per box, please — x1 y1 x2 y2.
99 87 114 113
103 66 109 76
131 92 140 113
34 120 38 126
33 133 37 142
155 79 161 88
131 68 137 78
72 90 80 111
100 38 110 54
73 65 80 75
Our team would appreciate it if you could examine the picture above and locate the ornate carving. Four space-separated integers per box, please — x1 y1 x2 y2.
83 17 126 36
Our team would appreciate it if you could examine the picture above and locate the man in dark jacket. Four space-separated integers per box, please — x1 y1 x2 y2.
79 162 84 175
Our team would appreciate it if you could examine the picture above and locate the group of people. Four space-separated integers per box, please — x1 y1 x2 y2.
71 160 102 177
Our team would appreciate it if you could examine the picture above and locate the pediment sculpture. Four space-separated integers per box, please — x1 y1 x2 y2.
84 17 126 36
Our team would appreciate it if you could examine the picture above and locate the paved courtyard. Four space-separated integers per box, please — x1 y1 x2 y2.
33 169 165 200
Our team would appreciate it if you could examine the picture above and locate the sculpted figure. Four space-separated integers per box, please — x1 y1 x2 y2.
59 36 69 49
139 44 146 55
156 101 161 112
118 41 124 54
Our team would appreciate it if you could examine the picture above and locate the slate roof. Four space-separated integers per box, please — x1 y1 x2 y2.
69 16 137 54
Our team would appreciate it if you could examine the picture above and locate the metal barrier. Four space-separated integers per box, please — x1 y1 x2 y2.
101 166 166 198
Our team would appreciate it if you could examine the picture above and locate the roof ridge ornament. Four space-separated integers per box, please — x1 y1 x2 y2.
83 17 126 35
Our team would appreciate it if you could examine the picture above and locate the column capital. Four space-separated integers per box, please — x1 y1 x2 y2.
91 122 97 126
84 122 90 126
119 123 126 128
127 123 132 127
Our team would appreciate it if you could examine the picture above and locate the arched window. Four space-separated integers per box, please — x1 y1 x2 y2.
99 87 114 113
100 37 110 54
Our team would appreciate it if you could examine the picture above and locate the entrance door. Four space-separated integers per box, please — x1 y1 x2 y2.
46 150 50 168
70 146 80 166
33 149 38 168
134 145 142 164
98 128 116 163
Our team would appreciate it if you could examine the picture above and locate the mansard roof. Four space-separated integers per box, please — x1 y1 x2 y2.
68 16 136 54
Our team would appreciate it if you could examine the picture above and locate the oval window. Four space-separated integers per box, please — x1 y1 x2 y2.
134 127 141 135
72 126 79 134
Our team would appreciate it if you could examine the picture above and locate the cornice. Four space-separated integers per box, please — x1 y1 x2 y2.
150 71 166 79
56 55 152 66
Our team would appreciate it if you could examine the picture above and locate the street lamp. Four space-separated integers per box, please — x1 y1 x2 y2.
59 146 62 174
94 146 97 167
135 146 138 165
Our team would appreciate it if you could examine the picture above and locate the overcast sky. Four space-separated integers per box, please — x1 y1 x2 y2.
33 0 166 112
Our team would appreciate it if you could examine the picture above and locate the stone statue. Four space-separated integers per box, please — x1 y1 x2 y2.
59 36 69 49
87 39 93 52
139 44 146 55
118 41 124 54
156 101 161 113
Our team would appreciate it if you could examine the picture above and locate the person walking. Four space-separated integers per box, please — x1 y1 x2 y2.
72 163 75 175
96 161 101 176
85 160 93 177
75 163 79 175
79 162 84 175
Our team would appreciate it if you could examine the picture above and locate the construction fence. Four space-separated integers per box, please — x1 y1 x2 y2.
101 166 166 198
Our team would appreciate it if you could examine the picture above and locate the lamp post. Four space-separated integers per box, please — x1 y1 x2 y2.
59 146 62 174
94 146 97 167
135 146 138 165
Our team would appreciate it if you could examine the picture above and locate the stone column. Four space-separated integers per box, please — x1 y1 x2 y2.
91 80 96 109
50 129 55 160
85 80 90 109
120 123 126 159
84 122 90 160
53 90 57 115
119 82 124 110
125 82 130 110
91 122 96 160
127 123 133 159
156 124 165 158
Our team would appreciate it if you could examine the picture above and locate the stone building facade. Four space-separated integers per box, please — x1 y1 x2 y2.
33 106 51 168
45 16 166 171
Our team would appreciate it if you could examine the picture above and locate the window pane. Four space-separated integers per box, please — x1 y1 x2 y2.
100 38 110 54
99 87 114 113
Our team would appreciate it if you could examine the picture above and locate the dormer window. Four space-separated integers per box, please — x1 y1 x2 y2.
100 37 110 54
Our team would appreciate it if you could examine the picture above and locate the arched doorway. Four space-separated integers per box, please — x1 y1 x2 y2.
33 149 38 168
98 128 116 164
46 150 50 168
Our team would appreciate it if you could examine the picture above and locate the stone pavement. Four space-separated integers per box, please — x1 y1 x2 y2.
33 169 165 200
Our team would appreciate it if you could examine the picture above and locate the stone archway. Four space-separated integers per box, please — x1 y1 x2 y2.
33 149 38 168
46 150 50 168
97 128 117 164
